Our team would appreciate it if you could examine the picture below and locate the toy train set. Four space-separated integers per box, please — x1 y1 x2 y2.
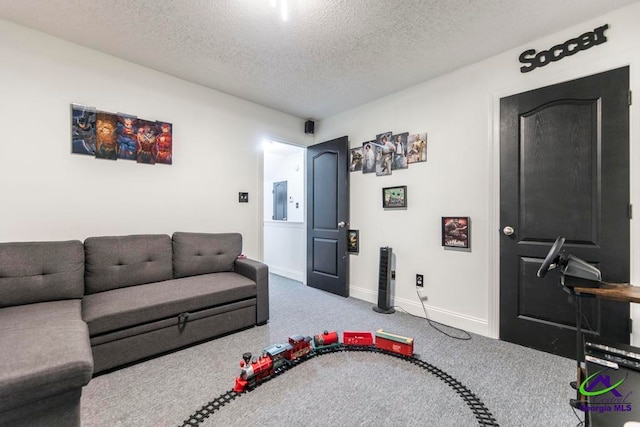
233 329 414 392
182 329 499 427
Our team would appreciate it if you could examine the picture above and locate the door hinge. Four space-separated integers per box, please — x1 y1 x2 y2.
630 318 633 334
629 203 633 220
630 90 633 106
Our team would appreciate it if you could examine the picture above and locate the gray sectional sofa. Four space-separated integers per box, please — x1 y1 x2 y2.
0 232 268 427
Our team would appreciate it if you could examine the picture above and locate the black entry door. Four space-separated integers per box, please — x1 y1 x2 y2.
306 136 349 297
500 67 630 358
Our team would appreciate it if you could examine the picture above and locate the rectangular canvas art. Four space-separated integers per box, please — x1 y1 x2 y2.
391 132 409 170
136 119 158 164
442 217 470 248
376 131 393 176
362 141 376 174
407 132 427 163
95 111 118 160
116 113 138 160
71 104 96 156
350 146 363 172
156 121 173 165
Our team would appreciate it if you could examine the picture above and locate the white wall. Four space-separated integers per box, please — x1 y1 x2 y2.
0 19 312 260
316 3 640 338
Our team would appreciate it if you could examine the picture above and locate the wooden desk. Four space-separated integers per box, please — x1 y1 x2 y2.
574 282 640 303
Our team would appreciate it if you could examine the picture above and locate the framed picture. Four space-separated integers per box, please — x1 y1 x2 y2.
348 229 359 253
442 217 470 248
382 186 407 209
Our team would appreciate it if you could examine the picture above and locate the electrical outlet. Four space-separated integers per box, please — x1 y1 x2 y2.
416 274 424 287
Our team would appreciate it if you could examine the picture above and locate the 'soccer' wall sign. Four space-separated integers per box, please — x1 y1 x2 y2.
519 24 609 73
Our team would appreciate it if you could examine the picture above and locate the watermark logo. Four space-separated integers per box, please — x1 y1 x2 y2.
579 369 633 413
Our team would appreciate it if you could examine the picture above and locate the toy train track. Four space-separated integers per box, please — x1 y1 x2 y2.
180 345 499 427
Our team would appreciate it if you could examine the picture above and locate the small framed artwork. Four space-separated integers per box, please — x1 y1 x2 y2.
348 229 359 253
382 186 407 209
442 217 470 248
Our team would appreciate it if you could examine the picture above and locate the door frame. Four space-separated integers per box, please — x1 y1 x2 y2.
260 138 308 283
488 64 635 341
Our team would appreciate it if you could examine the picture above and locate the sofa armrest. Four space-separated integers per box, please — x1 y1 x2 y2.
234 258 269 324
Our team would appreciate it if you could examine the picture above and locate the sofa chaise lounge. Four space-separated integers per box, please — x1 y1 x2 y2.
0 232 268 426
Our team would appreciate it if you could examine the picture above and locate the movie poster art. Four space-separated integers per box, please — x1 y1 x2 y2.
442 217 470 248
95 112 118 160
349 146 363 172
407 132 427 163
391 132 408 170
155 121 173 165
116 113 138 160
71 104 96 155
362 141 376 174
376 131 393 176
136 119 158 165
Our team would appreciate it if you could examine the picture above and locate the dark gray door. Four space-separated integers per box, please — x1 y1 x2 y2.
306 136 349 297
500 67 630 359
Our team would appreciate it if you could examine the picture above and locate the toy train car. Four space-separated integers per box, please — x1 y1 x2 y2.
343 331 373 346
375 329 414 357
233 329 414 392
313 330 342 350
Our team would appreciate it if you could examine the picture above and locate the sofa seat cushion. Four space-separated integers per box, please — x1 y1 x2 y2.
82 272 257 336
0 300 93 414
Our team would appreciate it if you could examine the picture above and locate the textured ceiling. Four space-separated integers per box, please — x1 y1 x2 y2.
0 0 637 119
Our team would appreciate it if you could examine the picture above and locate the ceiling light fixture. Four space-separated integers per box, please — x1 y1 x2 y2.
269 0 289 22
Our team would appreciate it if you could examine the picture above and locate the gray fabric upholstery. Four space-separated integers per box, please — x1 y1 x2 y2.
234 258 270 324
172 232 241 278
0 300 93 415
0 240 84 307
0 389 82 427
84 234 173 294
90 301 256 373
82 272 256 335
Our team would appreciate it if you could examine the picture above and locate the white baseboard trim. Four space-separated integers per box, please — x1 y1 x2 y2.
269 266 305 283
350 284 489 337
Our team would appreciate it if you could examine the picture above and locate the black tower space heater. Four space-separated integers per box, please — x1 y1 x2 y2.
373 246 395 314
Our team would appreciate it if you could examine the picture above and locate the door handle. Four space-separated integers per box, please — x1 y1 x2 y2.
503 226 515 236
338 221 346 228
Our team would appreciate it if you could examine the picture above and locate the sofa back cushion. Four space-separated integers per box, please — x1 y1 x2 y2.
84 234 173 294
173 232 242 278
0 240 84 307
